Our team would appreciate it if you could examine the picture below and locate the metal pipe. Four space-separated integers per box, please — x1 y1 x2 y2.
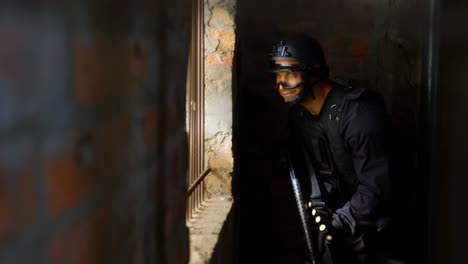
187 168 211 196
422 0 440 262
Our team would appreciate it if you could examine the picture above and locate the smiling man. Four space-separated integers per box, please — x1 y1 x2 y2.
269 36 398 264
276 65 302 101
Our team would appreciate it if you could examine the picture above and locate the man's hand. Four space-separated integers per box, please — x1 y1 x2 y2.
330 213 352 238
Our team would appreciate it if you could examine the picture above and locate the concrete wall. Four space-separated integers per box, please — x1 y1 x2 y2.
432 1 468 263
204 0 236 195
234 0 428 262
0 1 191 263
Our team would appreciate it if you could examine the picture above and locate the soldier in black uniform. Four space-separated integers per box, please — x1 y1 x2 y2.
269 36 397 264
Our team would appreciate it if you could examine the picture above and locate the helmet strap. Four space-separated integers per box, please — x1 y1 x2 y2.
284 73 322 106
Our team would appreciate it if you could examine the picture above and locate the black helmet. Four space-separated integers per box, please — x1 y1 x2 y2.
269 36 328 77
268 36 329 105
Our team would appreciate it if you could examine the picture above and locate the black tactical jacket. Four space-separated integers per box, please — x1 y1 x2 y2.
288 82 391 235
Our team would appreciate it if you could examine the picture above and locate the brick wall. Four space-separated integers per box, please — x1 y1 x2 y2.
0 1 190 263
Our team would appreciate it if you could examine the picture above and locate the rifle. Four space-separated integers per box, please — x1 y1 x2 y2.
284 147 334 264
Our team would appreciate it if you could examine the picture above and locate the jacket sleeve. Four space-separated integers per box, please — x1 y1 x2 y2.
334 93 391 235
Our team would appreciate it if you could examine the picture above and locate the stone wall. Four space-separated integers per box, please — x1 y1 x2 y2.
0 1 191 263
204 0 236 195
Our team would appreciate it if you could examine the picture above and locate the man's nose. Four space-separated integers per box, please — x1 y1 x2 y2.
277 81 285 91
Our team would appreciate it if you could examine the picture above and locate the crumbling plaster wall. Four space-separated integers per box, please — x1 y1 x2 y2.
204 0 236 195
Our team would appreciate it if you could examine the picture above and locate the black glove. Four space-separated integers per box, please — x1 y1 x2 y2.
330 212 352 238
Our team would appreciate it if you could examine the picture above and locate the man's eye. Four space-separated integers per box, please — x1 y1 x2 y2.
287 72 298 78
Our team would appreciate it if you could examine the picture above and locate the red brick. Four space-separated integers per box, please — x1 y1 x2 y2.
46 142 96 216
206 53 222 65
348 40 370 56
207 30 235 51
205 53 233 67
223 54 234 67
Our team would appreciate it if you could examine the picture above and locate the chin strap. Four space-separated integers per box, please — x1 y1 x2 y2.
285 94 301 105
283 78 323 105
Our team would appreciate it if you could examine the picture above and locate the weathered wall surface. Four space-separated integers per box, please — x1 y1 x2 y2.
0 1 191 263
204 0 236 195
432 1 468 263
234 0 427 262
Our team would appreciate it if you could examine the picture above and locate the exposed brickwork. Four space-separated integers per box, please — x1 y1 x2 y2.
208 30 236 51
0 1 191 263
348 40 371 56
205 0 236 195
206 53 234 66
46 145 96 216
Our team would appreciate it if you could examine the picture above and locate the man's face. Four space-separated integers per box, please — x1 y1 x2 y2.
274 60 304 102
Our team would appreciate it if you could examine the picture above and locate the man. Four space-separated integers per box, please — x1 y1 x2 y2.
269 36 394 264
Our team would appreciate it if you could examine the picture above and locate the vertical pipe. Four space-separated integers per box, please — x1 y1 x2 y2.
423 0 440 262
